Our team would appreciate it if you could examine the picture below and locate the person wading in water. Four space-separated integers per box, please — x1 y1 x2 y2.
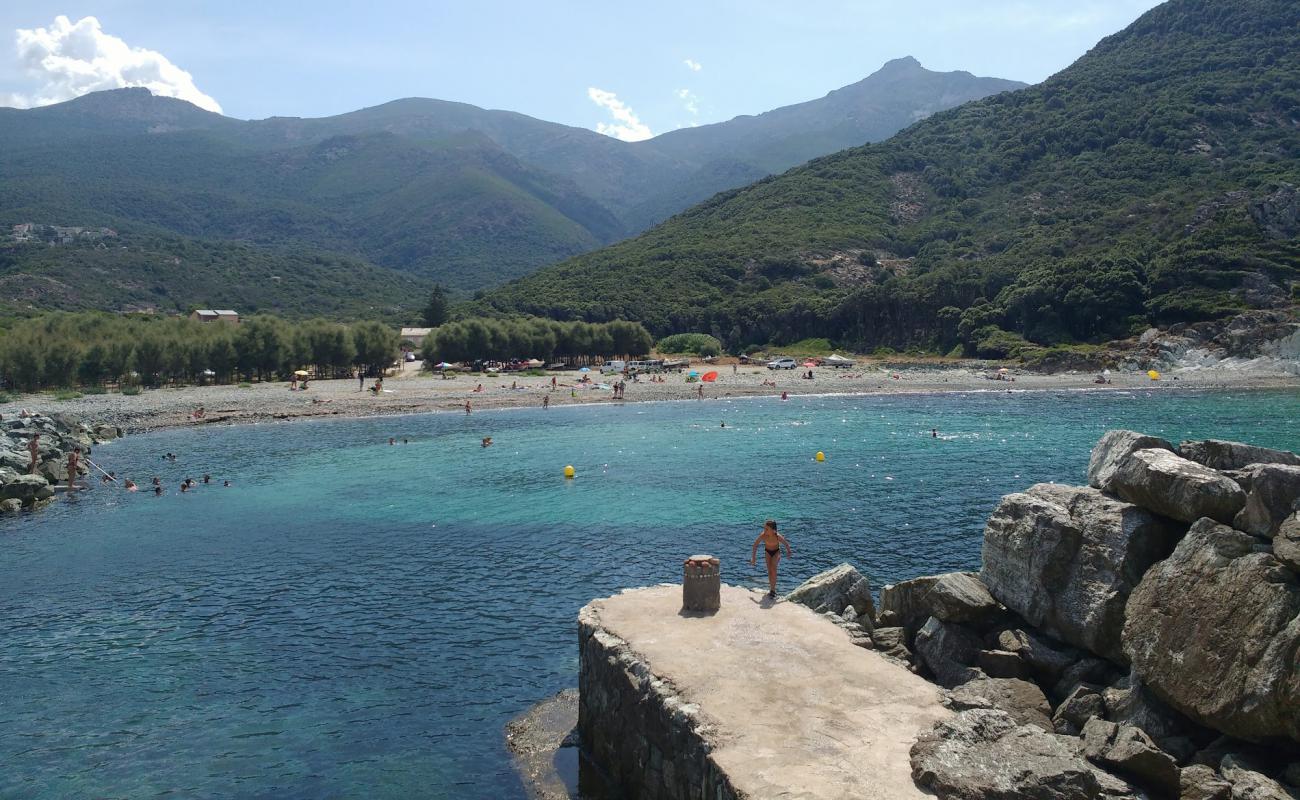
749 519 793 599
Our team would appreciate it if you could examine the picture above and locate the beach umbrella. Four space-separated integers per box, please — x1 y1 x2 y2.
802 361 816 368
435 361 454 369
688 370 699 377
526 358 544 368
579 366 591 373
293 370 310 377
702 371 718 382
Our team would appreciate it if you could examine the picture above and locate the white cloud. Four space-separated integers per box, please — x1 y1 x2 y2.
683 58 702 72
676 88 699 115
6 15 222 113
586 87 652 142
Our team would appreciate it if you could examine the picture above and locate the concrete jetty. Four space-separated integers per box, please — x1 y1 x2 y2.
579 583 951 799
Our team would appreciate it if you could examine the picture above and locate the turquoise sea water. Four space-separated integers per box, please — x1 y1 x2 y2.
2 389 1298 799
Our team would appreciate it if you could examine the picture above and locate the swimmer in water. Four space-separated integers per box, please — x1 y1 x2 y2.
125 479 138 492
931 428 938 438
481 437 493 448
781 391 788 401
749 520 793 599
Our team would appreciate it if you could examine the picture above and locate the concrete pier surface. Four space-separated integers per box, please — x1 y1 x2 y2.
580 583 952 799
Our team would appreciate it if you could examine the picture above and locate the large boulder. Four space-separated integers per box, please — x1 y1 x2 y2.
910 709 1139 799
879 572 1000 631
870 626 912 662
982 483 1182 663
0 473 53 503
1089 430 1175 492
947 676 1053 732
1054 684 1105 735
1109 449 1246 524
1179 439 1300 471
1081 718 1181 798
914 616 983 688
878 575 939 631
783 563 875 622
1101 674 1198 747
1122 519 1300 744
1233 464 1300 538
1275 513 1300 572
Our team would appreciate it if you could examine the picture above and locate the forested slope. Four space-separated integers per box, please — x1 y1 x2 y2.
482 0 1300 354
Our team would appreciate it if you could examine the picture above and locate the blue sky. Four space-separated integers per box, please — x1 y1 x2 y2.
0 1 1163 139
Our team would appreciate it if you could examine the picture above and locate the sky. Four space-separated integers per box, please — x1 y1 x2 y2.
0 0 1164 141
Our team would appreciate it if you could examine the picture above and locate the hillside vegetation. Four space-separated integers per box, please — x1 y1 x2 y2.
0 231 423 321
482 0 1300 354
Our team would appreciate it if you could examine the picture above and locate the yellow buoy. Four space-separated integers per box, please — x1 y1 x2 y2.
1147 369 1160 381
815 451 825 462
564 465 576 479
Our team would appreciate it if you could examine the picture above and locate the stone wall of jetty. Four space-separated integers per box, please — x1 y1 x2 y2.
783 430 1300 799
577 601 741 800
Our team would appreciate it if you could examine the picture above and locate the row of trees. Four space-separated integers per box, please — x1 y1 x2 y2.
0 312 399 391
420 318 653 364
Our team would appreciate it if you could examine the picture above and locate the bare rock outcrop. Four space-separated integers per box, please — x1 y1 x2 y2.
878 571 1001 631
1122 519 1300 744
783 563 875 623
1081 718 1180 798
1233 464 1300 538
1108 449 1246 524
910 709 1139 799
982 483 1182 663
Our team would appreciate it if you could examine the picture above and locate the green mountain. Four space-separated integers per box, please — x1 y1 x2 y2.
0 230 424 321
481 0 1300 355
0 59 1022 299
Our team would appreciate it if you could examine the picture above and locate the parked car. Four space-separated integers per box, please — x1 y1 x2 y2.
767 357 797 370
404 352 417 363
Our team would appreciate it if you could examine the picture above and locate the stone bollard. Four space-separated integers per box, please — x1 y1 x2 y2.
682 555 721 612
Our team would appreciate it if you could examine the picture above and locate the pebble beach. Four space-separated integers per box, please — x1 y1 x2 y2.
2 358 1297 433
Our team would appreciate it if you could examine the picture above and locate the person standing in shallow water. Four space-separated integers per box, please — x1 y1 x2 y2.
749 520 792 599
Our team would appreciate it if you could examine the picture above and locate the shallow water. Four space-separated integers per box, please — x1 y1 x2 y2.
2 389 1297 799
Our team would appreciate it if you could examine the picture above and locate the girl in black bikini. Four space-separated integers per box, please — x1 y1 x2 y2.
749 519 792 598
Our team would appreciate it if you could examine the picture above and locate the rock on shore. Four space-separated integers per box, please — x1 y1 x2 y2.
0 412 120 513
900 429 1300 800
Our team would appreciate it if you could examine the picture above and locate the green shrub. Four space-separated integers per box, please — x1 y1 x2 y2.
0 391 16 404
656 333 723 356
945 344 965 359
52 389 83 401
121 386 142 396
81 386 107 395
238 382 253 389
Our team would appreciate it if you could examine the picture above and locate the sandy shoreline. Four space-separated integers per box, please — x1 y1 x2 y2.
2 359 1297 434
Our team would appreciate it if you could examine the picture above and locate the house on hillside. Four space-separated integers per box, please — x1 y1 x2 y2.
191 309 240 323
400 327 432 349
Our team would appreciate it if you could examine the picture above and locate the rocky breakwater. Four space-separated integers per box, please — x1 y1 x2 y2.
0 412 122 513
782 430 1300 799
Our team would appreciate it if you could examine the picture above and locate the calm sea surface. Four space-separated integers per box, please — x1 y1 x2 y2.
2 389 1297 799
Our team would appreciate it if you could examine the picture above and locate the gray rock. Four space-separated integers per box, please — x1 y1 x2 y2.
1285 763 1300 789
1090 430 1176 492
784 563 875 622
0 497 21 513
1233 464 1300 538
948 676 1053 732
0 473 53 502
1180 764 1233 800
1102 674 1197 745
929 572 1002 624
1123 519 1300 744
1082 718 1181 797
1275 513 1300 572
1054 657 1121 700
982 483 1183 662
870 626 911 662
1219 755 1299 800
977 649 1032 680
1179 439 1300 471
994 627 1080 685
1055 684 1105 732
914 616 983 688
1110 448 1247 524
878 575 939 632
911 709 1140 799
